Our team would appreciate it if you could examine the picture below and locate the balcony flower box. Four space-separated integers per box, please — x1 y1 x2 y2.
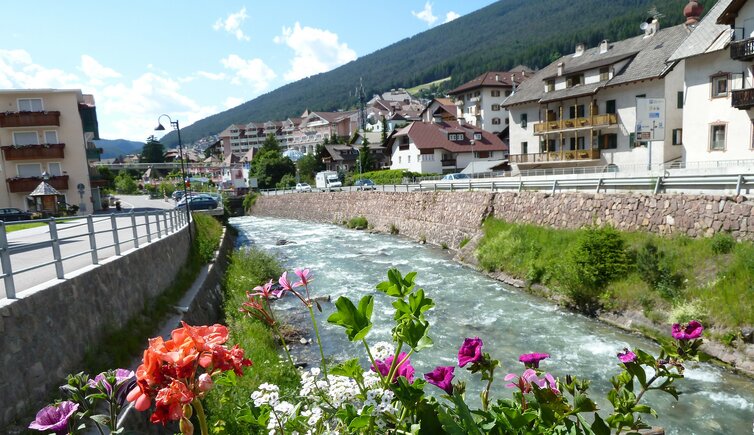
0 111 61 128
6 175 69 193
1 143 66 161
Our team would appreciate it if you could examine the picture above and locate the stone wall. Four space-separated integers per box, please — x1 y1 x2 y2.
253 191 754 243
0 226 192 428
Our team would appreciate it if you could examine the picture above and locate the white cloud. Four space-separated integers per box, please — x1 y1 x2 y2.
445 11 461 23
213 7 250 41
274 22 357 81
197 71 227 81
412 2 437 26
220 54 276 92
0 49 81 89
224 97 243 109
79 55 121 86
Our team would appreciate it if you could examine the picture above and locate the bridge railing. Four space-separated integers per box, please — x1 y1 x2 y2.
0 209 190 299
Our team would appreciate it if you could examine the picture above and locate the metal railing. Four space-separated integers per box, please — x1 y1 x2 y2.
0 209 190 299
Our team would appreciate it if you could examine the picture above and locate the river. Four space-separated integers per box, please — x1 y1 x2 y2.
231 215 754 434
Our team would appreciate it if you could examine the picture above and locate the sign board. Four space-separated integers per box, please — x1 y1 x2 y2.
635 98 665 142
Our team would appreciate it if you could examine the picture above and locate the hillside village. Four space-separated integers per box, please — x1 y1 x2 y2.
0 0 752 212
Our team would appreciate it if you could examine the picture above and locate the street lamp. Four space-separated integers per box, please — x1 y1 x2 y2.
155 114 191 244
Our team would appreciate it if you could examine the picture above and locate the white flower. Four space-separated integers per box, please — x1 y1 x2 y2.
251 383 280 407
371 341 395 361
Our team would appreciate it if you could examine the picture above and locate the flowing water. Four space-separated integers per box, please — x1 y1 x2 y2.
231 215 754 434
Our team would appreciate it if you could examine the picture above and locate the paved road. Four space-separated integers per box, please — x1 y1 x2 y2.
1 195 183 298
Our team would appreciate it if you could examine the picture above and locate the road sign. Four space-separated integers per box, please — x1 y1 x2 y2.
636 98 665 142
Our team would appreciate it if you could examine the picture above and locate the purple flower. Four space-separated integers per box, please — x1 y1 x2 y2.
504 369 560 395
29 401 79 434
458 337 483 367
89 368 135 392
617 349 637 364
424 366 455 395
672 320 704 340
371 352 414 383
519 352 550 368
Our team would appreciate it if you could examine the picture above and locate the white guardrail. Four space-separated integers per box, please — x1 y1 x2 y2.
260 173 754 197
0 209 190 299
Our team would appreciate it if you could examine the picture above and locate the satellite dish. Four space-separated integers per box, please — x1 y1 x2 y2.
640 22 649 30
367 113 378 125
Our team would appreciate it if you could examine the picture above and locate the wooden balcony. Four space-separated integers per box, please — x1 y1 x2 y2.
509 149 600 164
731 37 754 61
533 114 618 134
732 88 754 110
1 143 65 160
85 147 103 160
441 159 457 167
7 175 69 193
0 111 61 128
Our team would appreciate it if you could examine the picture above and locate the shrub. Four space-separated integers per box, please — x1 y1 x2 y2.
243 192 259 211
636 241 684 300
711 232 736 254
389 223 399 235
346 216 368 230
441 242 448 250
669 300 709 326
459 237 470 249
192 214 223 264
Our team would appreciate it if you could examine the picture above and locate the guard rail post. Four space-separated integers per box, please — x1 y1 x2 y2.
86 215 99 265
110 215 121 256
653 177 663 195
169 209 175 233
131 211 139 249
48 220 65 279
595 178 603 193
0 223 16 299
156 211 163 239
551 180 558 195
145 212 152 244
736 174 744 196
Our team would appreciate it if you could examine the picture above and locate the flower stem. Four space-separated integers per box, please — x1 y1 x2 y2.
362 338 386 384
481 367 495 411
192 399 209 435
268 305 295 367
308 305 329 382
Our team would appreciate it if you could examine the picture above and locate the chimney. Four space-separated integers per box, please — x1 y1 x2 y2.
557 62 564 77
600 39 609 54
684 0 704 27
495 74 500 82
574 43 585 57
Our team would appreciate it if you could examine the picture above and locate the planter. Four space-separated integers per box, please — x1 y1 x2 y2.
0 111 61 127
2 143 65 160
7 175 69 193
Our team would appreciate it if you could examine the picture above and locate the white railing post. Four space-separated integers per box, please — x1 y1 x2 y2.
145 212 152 244
155 211 163 238
48 220 65 279
110 215 121 256
169 209 175 233
0 223 16 299
736 174 744 196
131 211 139 249
87 215 99 265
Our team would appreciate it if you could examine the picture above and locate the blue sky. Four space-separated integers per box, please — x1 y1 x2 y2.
1 1 496 142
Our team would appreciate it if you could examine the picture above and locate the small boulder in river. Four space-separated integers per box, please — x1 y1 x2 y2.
276 239 295 246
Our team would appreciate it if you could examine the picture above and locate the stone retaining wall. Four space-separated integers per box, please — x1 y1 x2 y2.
0 226 192 429
253 191 753 243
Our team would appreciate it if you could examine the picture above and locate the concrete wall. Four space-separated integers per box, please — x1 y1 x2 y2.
0 225 192 428
252 191 754 244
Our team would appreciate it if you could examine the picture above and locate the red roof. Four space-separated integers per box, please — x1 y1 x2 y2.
448 70 530 95
389 120 508 153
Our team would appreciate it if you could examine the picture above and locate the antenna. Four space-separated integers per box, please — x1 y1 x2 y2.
355 77 367 132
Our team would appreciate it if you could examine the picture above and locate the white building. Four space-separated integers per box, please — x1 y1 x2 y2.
504 21 689 173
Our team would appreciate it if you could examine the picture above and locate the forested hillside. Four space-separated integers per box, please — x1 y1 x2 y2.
162 0 714 147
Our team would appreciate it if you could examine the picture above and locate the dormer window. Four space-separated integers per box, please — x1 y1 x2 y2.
448 133 464 141
600 67 610 81
566 74 583 88
546 80 555 92
473 133 482 140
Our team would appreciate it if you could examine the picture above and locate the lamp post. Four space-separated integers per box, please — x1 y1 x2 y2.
470 139 476 177
155 114 192 244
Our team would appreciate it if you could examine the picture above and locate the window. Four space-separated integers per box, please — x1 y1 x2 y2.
13 131 38 145
672 128 683 145
629 132 638 148
18 98 43 112
475 151 491 158
711 75 729 98
17 163 42 177
473 132 482 140
568 105 585 119
448 133 464 141
491 104 501 111
491 90 501 97
505 90 512 97
605 100 616 114
599 134 618 149
710 124 726 150
48 163 62 176
636 94 646 99
44 131 58 144
566 74 583 87
407 156 411 163
492 118 501 125
600 67 610 81
398 156 402 164
677 91 684 109
520 113 528 128
546 80 555 92
522 142 528 154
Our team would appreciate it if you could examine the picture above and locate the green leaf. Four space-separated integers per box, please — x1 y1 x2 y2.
326 295 373 341
89 414 111 426
376 268 416 297
450 392 484 435
330 358 365 384
572 393 598 413
437 408 467 435
396 318 433 351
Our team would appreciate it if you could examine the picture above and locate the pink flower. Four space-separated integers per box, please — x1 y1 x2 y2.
519 352 550 368
424 366 455 395
197 373 214 393
278 272 295 292
293 267 313 288
371 352 414 383
672 320 704 340
251 280 282 299
458 337 483 367
505 369 560 395
617 348 637 363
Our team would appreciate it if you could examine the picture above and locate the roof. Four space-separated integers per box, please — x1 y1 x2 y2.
505 24 689 106
718 0 746 24
668 0 733 61
311 110 358 123
448 70 529 95
30 181 61 196
388 120 508 154
460 159 509 174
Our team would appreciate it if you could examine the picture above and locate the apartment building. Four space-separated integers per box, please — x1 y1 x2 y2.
0 89 99 212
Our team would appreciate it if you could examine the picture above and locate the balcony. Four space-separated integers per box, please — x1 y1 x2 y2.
509 149 600 164
731 37 754 61
1 143 65 160
441 158 457 167
7 175 69 193
86 147 103 160
533 114 618 134
0 111 61 128
732 88 754 110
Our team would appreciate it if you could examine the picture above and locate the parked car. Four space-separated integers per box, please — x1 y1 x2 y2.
295 183 312 192
0 208 32 221
175 196 218 210
442 173 470 181
353 179 376 191
175 193 214 208
172 190 185 201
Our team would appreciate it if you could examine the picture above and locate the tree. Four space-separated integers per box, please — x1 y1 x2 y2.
140 136 165 163
114 172 138 194
251 134 296 189
358 137 374 175
297 154 323 183
381 118 389 144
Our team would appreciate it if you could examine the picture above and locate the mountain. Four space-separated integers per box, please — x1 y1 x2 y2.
161 0 715 147
94 139 144 159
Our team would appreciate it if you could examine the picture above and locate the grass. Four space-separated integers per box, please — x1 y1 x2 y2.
477 218 754 329
406 76 451 95
203 247 299 433
346 216 369 230
4 219 74 233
